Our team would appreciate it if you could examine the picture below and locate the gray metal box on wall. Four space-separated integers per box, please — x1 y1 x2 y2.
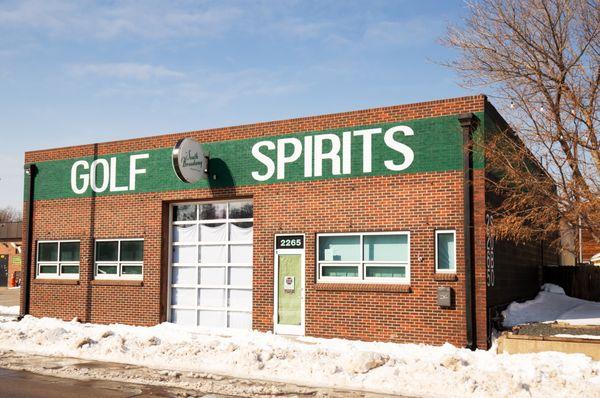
437 286 452 307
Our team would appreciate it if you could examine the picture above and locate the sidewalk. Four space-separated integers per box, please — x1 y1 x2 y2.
0 350 397 398
0 286 20 307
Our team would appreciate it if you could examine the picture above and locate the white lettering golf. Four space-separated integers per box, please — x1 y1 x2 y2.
70 153 150 194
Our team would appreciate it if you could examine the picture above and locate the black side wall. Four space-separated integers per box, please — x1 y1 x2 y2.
483 102 559 311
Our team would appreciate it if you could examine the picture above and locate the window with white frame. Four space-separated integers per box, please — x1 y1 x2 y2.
317 232 410 284
37 240 80 279
95 239 143 279
435 230 456 273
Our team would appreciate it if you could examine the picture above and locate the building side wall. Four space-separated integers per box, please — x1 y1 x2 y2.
482 105 558 310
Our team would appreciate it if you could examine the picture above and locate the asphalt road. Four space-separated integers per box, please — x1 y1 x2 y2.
0 367 220 398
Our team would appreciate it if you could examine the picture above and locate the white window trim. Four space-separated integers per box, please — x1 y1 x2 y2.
94 238 144 280
317 231 410 284
36 240 80 280
435 230 456 273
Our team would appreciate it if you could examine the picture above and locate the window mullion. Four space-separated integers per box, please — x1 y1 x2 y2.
359 234 364 281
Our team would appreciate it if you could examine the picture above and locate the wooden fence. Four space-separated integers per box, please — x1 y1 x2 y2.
543 265 600 302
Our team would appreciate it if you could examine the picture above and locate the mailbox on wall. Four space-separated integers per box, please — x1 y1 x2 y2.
437 286 453 308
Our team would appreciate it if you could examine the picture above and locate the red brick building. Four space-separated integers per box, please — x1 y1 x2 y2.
20 95 556 349
0 222 22 287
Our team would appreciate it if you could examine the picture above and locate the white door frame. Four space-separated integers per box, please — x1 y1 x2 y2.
273 234 305 335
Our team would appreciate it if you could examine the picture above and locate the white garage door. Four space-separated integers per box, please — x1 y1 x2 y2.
169 200 253 329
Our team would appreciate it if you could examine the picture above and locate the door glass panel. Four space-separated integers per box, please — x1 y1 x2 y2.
173 205 197 221
200 223 226 242
173 224 197 243
228 267 252 286
198 288 225 307
229 200 253 219
230 222 253 242
199 267 225 285
198 310 226 328
199 203 226 220
228 289 252 310
200 245 227 263
173 245 196 263
228 312 252 329
171 309 195 326
277 254 301 326
171 288 195 306
172 267 196 284
229 244 252 263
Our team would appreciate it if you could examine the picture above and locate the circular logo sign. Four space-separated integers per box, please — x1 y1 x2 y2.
172 138 208 183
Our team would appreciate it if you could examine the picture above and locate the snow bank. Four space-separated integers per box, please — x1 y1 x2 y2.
0 305 19 316
0 316 599 398
502 284 600 327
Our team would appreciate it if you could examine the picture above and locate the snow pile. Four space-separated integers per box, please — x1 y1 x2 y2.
0 305 19 316
0 316 599 397
502 284 600 327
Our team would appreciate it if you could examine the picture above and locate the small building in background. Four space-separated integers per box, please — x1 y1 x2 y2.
0 222 22 287
582 230 600 266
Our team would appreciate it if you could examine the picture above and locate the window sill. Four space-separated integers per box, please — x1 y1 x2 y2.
33 279 79 285
434 273 458 282
314 283 411 293
91 280 144 286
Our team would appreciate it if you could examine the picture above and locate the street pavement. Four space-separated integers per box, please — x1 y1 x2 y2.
0 367 227 398
0 287 19 307
0 350 402 398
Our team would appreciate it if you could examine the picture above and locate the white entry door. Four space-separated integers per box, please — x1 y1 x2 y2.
169 200 253 329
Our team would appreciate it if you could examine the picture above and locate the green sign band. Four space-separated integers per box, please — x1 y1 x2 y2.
26 113 485 201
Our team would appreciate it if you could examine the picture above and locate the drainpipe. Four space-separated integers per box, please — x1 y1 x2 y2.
20 163 37 318
458 113 479 350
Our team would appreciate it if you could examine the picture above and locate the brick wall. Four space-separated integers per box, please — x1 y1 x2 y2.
0 242 21 286
22 95 490 347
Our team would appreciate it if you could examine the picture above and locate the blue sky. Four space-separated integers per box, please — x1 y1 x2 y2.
0 0 472 211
